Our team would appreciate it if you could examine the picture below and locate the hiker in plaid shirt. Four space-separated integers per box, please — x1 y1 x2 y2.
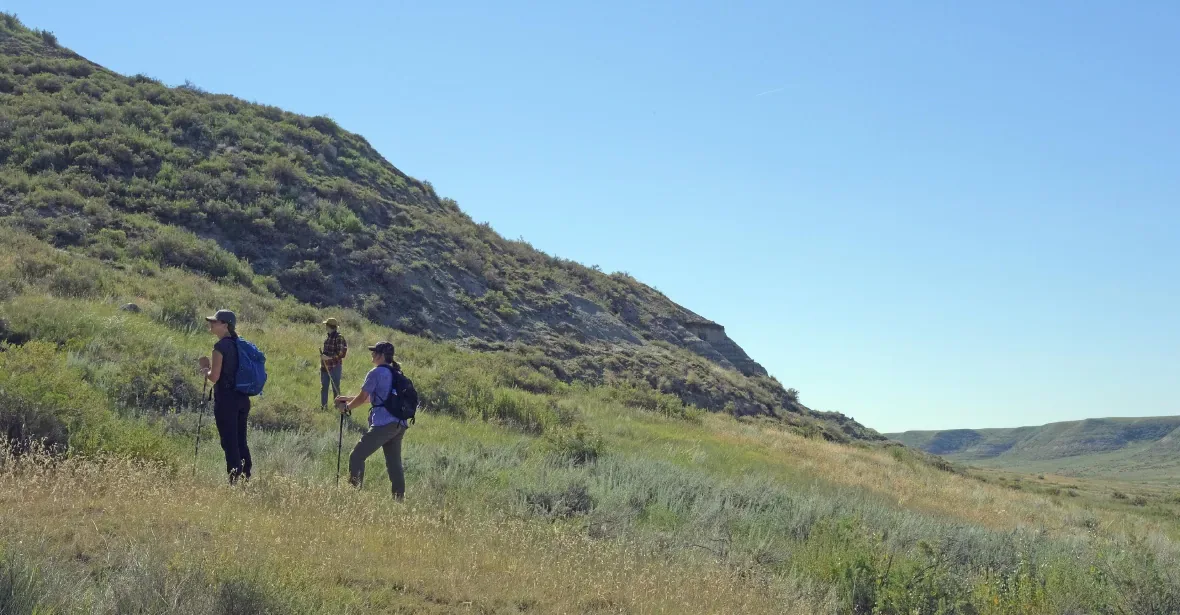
320 318 348 411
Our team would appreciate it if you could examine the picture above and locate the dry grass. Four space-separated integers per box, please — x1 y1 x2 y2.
0 449 833 614
704 416 1178 539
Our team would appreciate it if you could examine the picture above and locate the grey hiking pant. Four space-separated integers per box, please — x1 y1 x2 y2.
348 421 406 498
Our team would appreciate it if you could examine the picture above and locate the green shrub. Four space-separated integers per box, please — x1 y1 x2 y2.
0 341 176 462
13 253 58 281
277 261 327 298
545 425 605 465
521 482 593 519
90 228 128 260
47 265 104 298
107 356 202 415
154 291 200 330
135 227 254 285
358 293 384 320
28 188 85 210
487 388 556 434
0 278 23 302
38 30 57 48
264 156 306 186
0 342 106 453
0 385 70 455
250 400 313 432
605 385 699 422
282 303 321 325
423 370 494 419
496 304 521 322
308 115 339 135
31 74 62 94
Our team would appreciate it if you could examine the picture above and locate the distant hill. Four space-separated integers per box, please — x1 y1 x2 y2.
888 416 1180 483
0 17 879 440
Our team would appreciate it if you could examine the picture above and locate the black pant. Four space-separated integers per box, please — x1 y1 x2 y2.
213 393 252 481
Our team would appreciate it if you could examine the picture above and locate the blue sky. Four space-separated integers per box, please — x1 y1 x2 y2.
10 1 1178 432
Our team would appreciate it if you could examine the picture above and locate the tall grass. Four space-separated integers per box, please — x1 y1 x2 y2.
0 445 822 614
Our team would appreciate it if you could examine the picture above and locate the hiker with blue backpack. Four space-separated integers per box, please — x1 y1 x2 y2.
335 341 417 500
197 309 267 484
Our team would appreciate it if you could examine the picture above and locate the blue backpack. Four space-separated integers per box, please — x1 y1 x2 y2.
233 338 268 396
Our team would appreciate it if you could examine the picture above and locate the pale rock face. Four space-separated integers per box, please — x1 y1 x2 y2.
680 320 768 377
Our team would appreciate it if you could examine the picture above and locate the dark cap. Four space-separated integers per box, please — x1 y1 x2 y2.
204 309 237 325
367 341 395 355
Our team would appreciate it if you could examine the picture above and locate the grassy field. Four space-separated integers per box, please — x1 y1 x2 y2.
964 446 1180 486
3 230 1180 613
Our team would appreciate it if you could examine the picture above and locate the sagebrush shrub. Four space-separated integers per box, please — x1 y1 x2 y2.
522 482 593 518
545 425 604 465
47 266 104 298
250 401 313 432
155 292 200 330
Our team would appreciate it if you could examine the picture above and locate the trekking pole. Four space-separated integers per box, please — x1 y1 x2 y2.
327 348 348 485
335 407 346 486
327 356 342 399
193 378 209 478
320 353 342 409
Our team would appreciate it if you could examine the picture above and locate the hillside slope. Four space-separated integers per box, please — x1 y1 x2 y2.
889 416 1180 482
0 17 875 437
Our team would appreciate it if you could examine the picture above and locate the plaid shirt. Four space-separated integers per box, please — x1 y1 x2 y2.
321 331 348 371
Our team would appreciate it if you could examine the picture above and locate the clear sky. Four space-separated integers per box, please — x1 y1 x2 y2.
10 1 1178 432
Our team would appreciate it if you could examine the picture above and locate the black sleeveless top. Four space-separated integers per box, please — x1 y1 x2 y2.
213 336 240 399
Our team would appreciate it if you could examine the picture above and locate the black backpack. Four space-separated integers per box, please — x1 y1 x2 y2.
376 364 418 424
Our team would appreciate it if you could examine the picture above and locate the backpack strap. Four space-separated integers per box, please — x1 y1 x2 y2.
375 363 398 410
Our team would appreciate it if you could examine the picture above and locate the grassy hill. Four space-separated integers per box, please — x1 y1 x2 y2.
0 14 875 432
888 416 1180 484
4 15 1180 614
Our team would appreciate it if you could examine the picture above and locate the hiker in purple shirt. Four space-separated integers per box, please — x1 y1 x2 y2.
335 341 411 500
